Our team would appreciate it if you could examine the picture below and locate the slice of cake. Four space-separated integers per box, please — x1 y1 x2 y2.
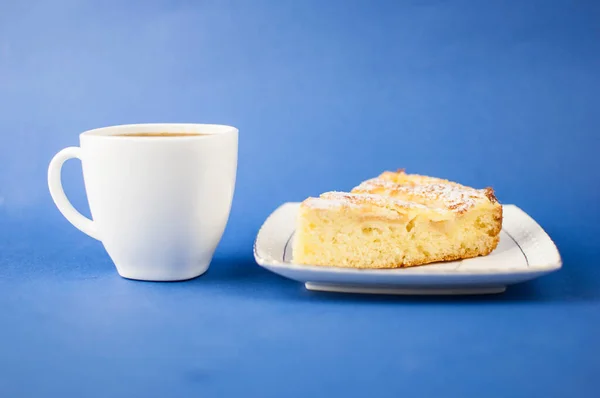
292 170 502 268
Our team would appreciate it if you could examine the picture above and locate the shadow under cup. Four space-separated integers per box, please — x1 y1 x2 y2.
48 123 239 281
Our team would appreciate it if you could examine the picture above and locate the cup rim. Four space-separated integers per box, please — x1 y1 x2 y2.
80 123 238 140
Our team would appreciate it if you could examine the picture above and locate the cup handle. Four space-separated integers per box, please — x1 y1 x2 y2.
48 147 100 240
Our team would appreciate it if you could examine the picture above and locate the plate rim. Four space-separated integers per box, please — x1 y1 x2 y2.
253 202 562 276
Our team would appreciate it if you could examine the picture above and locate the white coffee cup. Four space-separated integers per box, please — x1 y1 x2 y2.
48 123 238 281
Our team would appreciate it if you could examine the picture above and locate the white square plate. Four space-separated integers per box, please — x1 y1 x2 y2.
253 203 562 295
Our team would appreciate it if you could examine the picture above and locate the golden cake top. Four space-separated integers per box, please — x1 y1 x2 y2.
301 191 450 221
352 170 498 214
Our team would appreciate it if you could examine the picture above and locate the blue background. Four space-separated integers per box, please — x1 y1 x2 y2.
1 0 599 397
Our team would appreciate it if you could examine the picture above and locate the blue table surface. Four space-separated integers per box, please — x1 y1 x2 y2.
1 1 599 397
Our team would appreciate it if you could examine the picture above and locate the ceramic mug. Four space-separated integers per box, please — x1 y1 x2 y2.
48 123 238 281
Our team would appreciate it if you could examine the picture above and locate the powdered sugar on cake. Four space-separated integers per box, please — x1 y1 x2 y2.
302 191 446 216
320 191 432 209
353 178 491 213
